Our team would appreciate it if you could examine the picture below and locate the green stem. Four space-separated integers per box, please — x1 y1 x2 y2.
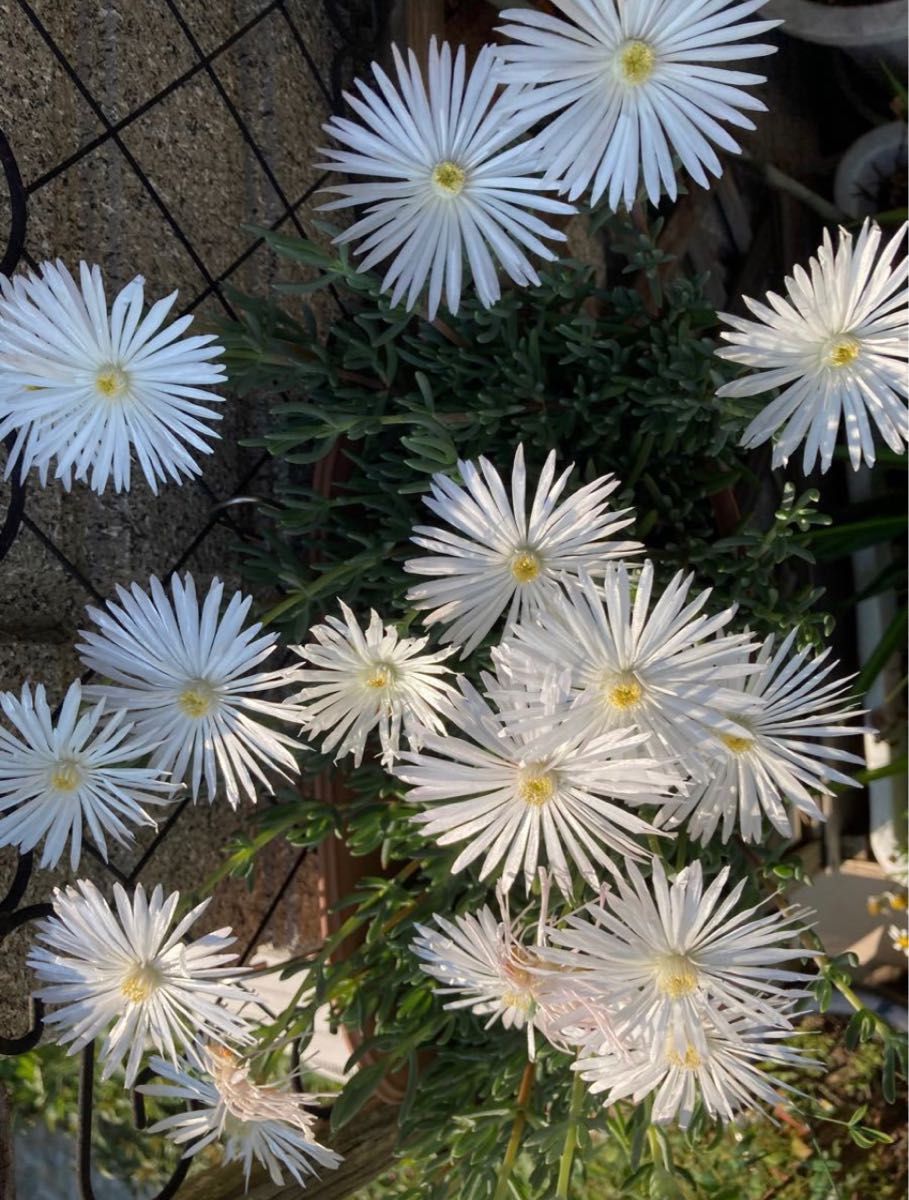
744 158 847 224
883 672 909 709
646 1124 670 1171
556 1071 586 1199
743 843 899 1054
647 834 667 858
829 971 865 1014
819 959 893 1039
742 843 895 1039
492 1062 535 1200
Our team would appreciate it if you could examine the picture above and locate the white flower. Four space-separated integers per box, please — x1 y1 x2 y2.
576 1016 813 1128
0 681 175 870
141 1048 342 1190
317 38 575 318
395 677 675 895
405 444 640 657
0 260 225 493
718 220 909 473
888 924 909 957
656 629 864 843
411 879 608 1058
412 905 554 1056
494 0 778 210
28 880 252 1086
499 561 754 763
292 602 457 768
547 858 810 1055
78 574 306 808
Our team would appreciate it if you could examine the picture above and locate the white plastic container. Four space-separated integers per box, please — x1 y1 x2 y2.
834 121 908 218
764 0 908 73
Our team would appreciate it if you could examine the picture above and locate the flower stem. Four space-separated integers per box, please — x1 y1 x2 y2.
817 956 895 1038
492 1061 535 1200
430 315 468 347
743 157 847 223
743 844 895 1041
826 967 864 1013
556 1070 586 1199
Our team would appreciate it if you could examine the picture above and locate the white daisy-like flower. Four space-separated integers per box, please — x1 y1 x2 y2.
411 880 607 1058
141 1047 342 1190
317 38 576 319
28 880 252 1086
0 260 225 493
888 924 909 957
0 681 175 870
499 561 754 763
395 677 675 895
77 574 306 809
547 858 811 1055
656 629 864 844
576 1016 813 1128
493 0 779 210
412 906 556 1057
405 444 640 657
292 601 457 768
718 220 909 473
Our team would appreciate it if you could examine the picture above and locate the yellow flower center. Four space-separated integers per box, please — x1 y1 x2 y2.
121 962 163 1004
364 664 395 690
618 40 656 85
720 732 754 755
656 954 700 999
178 679 218 718
431 160 466 195
896 934 909 951
501 989 535 1012
511 551 542 584
209 1043 239 1067
95 363 131 398
49 761 82 791
604 674 643 710
518 767 556 807
667 1044 703 1070
827 336 860 368
502 948 543 1010
889 892 908 912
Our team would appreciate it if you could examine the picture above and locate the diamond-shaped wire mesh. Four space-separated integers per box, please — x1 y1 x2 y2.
0 3 387 1194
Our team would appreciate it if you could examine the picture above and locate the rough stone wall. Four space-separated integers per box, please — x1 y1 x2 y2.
0 0 348 1042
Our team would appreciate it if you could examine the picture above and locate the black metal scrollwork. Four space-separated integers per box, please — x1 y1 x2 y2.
0 126 26 278
0 852 51 1055
0 126 29 565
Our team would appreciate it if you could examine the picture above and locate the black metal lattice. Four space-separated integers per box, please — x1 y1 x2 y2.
0 3 388 1195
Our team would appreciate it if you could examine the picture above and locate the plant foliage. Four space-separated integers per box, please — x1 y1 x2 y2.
209 213 905 1198
222 213 831 649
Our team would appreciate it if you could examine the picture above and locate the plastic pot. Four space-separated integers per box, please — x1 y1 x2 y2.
763 0 907 72
834 121 908 217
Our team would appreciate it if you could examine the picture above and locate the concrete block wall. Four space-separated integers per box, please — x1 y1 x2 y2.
0 0 354 1042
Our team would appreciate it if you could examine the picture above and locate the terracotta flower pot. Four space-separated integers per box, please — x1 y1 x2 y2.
309 439 412 1104
314 776 414 1105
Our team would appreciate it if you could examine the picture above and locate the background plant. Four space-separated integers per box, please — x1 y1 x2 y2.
222 209 832 649
199 207 907 1197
